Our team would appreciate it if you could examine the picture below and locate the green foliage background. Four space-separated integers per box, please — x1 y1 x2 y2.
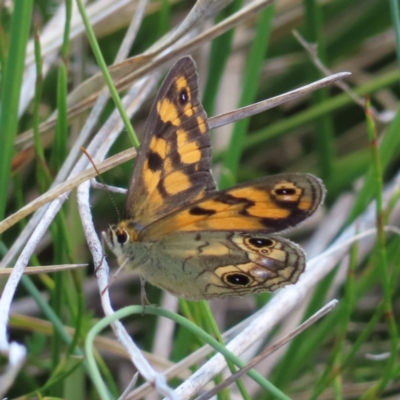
0 0 399 399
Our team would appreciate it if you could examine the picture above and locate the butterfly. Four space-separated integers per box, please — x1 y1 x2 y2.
103 56 325 300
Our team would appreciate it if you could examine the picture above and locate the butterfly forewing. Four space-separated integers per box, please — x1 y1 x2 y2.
126 57 216 228
141 173 325 240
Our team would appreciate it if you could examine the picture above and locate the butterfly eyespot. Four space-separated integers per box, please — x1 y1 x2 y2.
224 273 252 287
179 88 189 105
116 229 129 244
274 187 296 196
244 237 275 254
248 238 274 248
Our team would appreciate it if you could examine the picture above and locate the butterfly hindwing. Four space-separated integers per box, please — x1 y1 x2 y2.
145 231 305 299
141 173 325 240
126 57 216 228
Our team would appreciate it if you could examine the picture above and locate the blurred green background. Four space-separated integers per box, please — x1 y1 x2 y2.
0 0 399 399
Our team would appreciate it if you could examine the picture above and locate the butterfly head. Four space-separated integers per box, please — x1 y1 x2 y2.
103 220 141 253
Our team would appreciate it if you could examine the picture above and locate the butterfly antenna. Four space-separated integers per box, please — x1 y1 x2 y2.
81 147 121 222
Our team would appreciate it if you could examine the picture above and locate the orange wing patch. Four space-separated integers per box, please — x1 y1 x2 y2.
157 97 181 126
176 75 190 94
197 116 207 134
163 171 191 195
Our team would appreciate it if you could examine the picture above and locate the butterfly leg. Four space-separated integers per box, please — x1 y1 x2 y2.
96 233 110 275
140 276 153 314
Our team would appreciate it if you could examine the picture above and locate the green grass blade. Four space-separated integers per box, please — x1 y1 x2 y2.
348 106 400 223
389 0 400 74
0 0 33 221
303 0 335 181
76 0 139 148
219 4 275 189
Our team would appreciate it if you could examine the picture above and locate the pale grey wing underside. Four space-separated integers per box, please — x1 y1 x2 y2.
143 231 305 300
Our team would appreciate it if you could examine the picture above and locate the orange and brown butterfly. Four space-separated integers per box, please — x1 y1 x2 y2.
103 56 325 300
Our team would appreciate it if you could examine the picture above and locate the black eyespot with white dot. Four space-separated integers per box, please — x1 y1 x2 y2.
178 88 189 105
224 273 251 286
249 238 274 248
275 187 296 196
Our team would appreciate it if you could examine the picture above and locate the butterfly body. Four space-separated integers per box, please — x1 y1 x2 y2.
103 56 326 300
